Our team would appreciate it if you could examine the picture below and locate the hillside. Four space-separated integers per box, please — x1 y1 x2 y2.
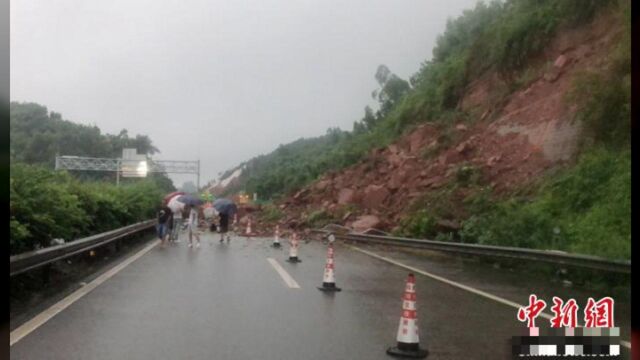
209 0 630 260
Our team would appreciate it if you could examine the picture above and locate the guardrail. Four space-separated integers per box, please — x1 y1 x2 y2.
312 225 630 274
10 219 156 277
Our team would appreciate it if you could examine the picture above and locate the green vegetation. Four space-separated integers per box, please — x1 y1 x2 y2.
10 102 175 254
566 4 630 150
10 163 169 255
303 209 334 228
459 148 630 260
10 102 159 167
261 204 284 222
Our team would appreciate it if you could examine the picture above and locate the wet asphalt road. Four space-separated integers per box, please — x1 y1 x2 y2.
10 233 629 359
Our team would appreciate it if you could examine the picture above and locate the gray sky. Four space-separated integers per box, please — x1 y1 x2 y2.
11 0 478 187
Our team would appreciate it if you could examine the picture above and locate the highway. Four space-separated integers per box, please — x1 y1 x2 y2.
10 232 630 359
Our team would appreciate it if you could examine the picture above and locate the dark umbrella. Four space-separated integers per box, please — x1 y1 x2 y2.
176 194 204 206
212 198 238 215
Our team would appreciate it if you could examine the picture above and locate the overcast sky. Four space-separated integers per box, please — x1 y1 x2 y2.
11 0 478 187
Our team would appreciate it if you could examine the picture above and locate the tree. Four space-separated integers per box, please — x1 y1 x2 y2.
362 106 377 130
371 65 410 117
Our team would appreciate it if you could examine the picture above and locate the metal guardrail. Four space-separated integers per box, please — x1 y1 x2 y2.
312 225 631 274
10 219 156 277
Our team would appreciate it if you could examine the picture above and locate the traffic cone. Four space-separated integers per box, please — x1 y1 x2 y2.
245 218 252 236
272 225 281 248
317 243 341 292
286 233 301 263
386 273 428 358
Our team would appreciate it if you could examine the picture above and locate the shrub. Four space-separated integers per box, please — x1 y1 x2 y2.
398 210 437 238
10 163 166 255
304 209 334 228
261 204 284 222
459 148 630 260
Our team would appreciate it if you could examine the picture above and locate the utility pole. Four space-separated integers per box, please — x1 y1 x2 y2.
116 159 121 186
196 159 201 191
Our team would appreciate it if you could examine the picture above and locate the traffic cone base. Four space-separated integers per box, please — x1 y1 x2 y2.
317 282 341 292
272 242 281 248
386 343 428 359
286 256 301 263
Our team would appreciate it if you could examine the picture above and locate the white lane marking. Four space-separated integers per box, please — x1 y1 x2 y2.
10 240 160 346
267 258 300 289
347 245 631 350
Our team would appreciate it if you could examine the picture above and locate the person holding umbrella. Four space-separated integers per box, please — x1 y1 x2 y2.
175 194 204 248
212 198 238 243
167 195 186 243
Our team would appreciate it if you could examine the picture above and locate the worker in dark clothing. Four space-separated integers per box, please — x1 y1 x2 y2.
157 203 172 247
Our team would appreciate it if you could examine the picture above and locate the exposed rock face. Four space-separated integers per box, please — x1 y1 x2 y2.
260 11 618 235
351 215 381 232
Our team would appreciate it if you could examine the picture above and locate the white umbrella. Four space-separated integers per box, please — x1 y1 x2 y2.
167 196 186 214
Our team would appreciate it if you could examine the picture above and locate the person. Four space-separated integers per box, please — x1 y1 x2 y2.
187 205 201 248
156 203 172 247
170 207 183 242
218 211 235 243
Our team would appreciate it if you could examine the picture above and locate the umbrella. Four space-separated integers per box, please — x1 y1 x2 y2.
167 196 186 213
176 194 204 206
163 191 184 205
213 198 238 215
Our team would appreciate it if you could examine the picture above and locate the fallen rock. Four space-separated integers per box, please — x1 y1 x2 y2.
486 155 501 167
407 124 436 153
362 184 390 209
387 152 403 167
352 215 381 233
544 69 561 83
315 180 331 191
421 175 445 188
388 169 408 190
553 54 568 69
337 188 355 205
456 124 468 131
293 188 310 200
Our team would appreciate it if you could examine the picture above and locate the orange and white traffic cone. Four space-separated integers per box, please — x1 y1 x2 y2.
317 243 341 292
386 273 428 358
272 225 281 248
245 218 252 236
286 233 301 263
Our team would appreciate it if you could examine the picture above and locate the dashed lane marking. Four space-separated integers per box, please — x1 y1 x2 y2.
10 239 160 346
267 258 301 289
347 244 631 350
